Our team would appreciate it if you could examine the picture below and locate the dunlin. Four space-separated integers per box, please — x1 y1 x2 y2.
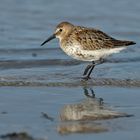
41 21 136 80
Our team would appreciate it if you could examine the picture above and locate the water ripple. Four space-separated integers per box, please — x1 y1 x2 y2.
0 57 140 69
0 77 140 87
0 59 81 69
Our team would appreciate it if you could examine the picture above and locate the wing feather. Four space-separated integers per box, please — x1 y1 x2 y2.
72 26 116 50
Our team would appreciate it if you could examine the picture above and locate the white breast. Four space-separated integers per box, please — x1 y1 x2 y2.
60 44 126 62
60 44 86 61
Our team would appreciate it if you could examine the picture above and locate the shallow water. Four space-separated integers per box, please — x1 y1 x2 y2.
0 86 140 140
0 0 140 140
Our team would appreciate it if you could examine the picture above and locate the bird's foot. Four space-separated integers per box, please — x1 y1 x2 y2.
81 75 91 81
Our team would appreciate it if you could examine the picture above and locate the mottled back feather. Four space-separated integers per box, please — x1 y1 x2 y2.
66 26 135 50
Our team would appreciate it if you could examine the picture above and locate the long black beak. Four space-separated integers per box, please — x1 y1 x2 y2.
41 34 56 46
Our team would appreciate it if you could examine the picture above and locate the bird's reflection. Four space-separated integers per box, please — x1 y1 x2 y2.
41 87 133 135
57 87 132 135
83 87 104 105
84 87 95 98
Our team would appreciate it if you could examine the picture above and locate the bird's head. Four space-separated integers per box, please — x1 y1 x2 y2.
41 21 74 46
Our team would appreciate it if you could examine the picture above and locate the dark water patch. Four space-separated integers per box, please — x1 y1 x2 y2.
0 48 59 54
0 59 81 69
0 132 42 140
0 78 140 87
105 57 140 63
0 57 140 69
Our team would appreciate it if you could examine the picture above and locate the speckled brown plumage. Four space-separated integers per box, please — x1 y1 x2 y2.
62 25 135 50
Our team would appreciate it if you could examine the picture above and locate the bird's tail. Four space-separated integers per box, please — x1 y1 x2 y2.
113 40 136 47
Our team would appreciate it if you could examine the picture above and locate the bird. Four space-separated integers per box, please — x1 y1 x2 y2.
41 21 136 80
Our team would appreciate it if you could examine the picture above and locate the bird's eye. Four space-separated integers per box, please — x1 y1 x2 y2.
59 29 63 32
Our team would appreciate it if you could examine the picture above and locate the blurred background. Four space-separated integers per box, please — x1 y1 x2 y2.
0 0 139 49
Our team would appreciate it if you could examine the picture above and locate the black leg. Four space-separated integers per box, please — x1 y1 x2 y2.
82 61 95 80
86 61 95 79
82 59 105 80
83 64 92 76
